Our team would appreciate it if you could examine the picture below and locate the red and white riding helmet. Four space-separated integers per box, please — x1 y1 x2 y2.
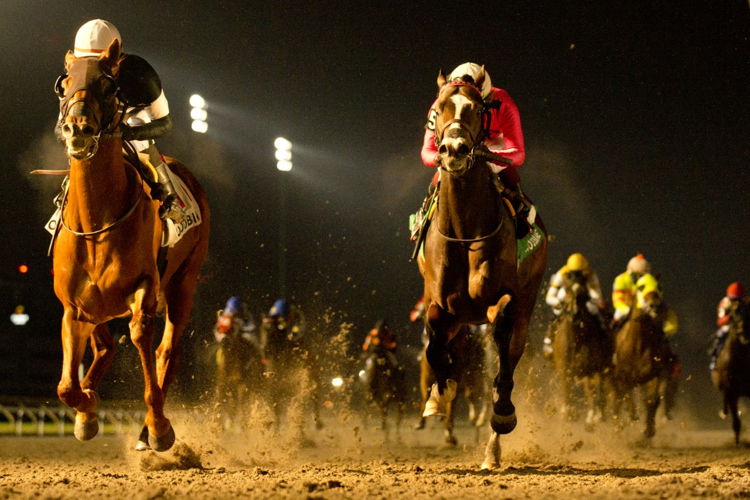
627 253 651 275
74 19 122 58
449 62 493 99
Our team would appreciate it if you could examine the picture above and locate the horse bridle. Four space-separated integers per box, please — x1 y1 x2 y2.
56 61 125 161
432 81 505 243
55 59 141 237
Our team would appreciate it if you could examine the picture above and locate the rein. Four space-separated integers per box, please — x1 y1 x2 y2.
434 205 504 243
60 160 144 237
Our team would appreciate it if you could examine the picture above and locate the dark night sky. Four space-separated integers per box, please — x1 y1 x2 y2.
0 1 748 411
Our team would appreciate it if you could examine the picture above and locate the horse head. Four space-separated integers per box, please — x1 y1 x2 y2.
56 38 123 160
433 68 487 176
561 271 589 318
727 303 749 345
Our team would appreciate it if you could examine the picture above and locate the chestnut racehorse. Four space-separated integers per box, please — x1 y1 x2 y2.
711 301 750 444
52 39 209 451
418 69 547 468
612 292 676 440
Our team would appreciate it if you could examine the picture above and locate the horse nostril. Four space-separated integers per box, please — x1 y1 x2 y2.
456 144 469 156
61 124 72 136
438 144 448 155
82 125 95 136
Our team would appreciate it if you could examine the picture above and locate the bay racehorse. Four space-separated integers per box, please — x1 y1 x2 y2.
52 39 209 451
551 273 612 427
711 300 750 444
612 291 676 440
415 325 490 445
417 68 548 468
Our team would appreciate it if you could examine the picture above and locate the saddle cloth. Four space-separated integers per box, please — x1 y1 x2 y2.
161 166 202 247
44 163 202 249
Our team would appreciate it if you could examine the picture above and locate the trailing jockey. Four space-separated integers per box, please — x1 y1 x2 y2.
213 296 259 349
55 19 184 222
709 282 749 370
543 252 607 358
411 62 534 249
611 253 651 331
362 319 400 370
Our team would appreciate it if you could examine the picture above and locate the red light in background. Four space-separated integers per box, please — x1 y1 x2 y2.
18 264 29 274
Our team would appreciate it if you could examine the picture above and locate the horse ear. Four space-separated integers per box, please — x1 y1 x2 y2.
64 50 76 71
437 69 447 88
475 65 486 88
99 38 122 75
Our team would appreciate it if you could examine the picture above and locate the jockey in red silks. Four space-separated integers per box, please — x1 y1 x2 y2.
411 62 532 243
421 62 526 187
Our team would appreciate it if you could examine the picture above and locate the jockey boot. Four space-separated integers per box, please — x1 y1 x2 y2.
501 182 535 238
154 162 186 224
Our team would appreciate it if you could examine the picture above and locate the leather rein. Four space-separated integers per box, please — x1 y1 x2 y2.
53 63 143 237
433 82 510 244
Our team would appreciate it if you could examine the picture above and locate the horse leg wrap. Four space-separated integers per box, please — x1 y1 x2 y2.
492 380 516 434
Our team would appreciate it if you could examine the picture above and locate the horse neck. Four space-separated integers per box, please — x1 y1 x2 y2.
66 137 131 232
436 164 499 239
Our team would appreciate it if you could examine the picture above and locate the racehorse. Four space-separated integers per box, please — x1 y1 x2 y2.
213 328 264 429
611 291 676 440
711 302 750 444
259 310 323 435
415 325 490 445
360 346 406 436
551 274 612 427
417 68 548 468
52 39 210 451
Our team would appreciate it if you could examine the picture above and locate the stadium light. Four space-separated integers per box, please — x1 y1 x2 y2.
274 137 292 171
190 94 208 133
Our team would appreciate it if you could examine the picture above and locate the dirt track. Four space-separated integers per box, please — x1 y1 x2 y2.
2 405 750 499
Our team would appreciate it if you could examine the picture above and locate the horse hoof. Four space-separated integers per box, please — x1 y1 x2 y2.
413 420 425 430
149 425 176 452
73 414 99 441
491 412 517 434
135 440 151 452
481 460 499 470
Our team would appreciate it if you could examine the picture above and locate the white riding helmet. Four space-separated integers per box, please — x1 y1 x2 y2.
626 253 651 275
74 19 122 57
449 62 493 99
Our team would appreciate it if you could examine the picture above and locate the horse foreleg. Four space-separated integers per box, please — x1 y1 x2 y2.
481 430 501 470
130 285 174 452
57 310 99 441
490 301 526 435
81 323 116 392
642 379 660 440
414 351 431 430
727 393 741 445
444 393 457 446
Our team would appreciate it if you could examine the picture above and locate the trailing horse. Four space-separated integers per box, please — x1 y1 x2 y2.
417 68 548 468
360 346 406 437
611 292 676 440
415 325 490 445
51 40 209 451
711 301 750 444
551 274 612 427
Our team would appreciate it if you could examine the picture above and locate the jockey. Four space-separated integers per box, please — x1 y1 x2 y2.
262 298 305 342
213 296 258 348
709 282 748 370
362 319 399 368
413 62 530 240
57 19 183 222
635 273 679 337
543 253 607 357
611 253 651 330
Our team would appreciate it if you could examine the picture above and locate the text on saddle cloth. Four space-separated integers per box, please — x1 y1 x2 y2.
161 166 202 247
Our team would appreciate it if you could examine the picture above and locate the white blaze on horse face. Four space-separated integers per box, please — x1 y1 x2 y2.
441 94 475 154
